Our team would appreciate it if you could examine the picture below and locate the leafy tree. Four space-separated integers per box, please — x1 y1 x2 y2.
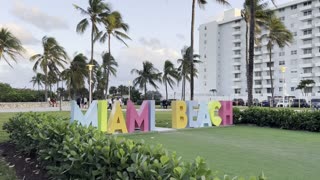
261 15 292 106
30 36 68 101
117 85 129 96
101 52 118 98
130 87 142 103
61 53 88 99
189 0 229 100
94 65 106 99
162 60 179 100
109 86 117 96
177 46 200 100
0 28 25 67
30 73 45 95
131 61 162 99
296 79 315 96
145 90 162 101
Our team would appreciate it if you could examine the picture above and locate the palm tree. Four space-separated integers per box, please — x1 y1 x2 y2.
177 46 200 100
101 52 118 98
61 53 88 99
241 0 272 91
247 0 276 106
189 0 229 100
261 15 292 106
0 28 25 67
131 61 162 99
74 0 111 65
30 73 45 101
162 60 179 100
30 36 68 101
296 79 315 96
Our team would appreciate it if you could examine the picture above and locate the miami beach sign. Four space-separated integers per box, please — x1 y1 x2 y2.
71 100 233 134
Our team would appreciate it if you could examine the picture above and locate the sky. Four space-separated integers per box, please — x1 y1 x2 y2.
0 0 292 97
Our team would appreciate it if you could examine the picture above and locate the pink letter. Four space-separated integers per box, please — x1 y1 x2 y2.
219 101 233 125
126 100 150 133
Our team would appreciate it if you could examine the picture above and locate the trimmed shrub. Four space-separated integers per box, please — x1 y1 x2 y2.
234 107 320 132
3 112 261 180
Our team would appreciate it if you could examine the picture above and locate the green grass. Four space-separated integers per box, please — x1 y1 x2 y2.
0 159 16 180
127 126 320 180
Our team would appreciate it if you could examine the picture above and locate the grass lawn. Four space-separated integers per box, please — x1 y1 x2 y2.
0 159 16 180
127 126 320 180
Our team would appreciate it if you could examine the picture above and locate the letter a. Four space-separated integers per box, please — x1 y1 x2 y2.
108 101 128 134
126 100 149 133
172 101 188 129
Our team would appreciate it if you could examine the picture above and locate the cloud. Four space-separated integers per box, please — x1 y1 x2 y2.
11 0 68 31
176 33 185 40
138 37 162 50
0 23 39 45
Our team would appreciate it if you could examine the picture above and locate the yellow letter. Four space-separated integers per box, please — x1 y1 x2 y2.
108 101 128 134
208 101 222 126
172 101 188 129
98 100 108 132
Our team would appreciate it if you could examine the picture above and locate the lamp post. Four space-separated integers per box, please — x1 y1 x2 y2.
281 66 286 108
87 64 95 107
128 80 132 100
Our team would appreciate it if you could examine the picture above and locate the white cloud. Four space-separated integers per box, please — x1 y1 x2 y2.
0 23 39 45
176 33 185 40
11 0 68 31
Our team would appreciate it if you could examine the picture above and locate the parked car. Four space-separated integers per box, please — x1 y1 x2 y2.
276 100 290 107
233 98 245 106
290 99 310 108
311 98 320 109
260 100 270 107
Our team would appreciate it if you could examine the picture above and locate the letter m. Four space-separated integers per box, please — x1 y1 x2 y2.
126 100 149 133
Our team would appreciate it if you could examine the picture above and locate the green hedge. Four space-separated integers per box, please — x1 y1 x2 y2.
233 107 320 132
2 113 262 180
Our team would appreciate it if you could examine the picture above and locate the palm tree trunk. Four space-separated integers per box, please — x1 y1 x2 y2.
181 78 184 100
190 0 196 101
44 67 48 101
105 34 111 99
248 0 255 107
269 47 274 107
165 81 168 100
245 21 249 80
144 83 147 100
183 76 186 100
37 83 40 102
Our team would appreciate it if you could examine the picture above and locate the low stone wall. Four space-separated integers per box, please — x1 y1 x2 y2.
0 101 70 109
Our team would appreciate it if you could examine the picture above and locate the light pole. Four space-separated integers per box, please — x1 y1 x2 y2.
87 64 95 107
128 80 131 100
281 66 286 108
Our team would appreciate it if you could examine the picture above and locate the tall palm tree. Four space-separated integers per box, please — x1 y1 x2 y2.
131 61 162 99
189 0 229 100
0 28 25 67
241 0 272 90
177 46 200 100
162 60 179 100
248 0 276 106
61 53 88 99
30 73 45 101
74 0 110 65
30 36 68 101
101 52 118 98
261 15 292 106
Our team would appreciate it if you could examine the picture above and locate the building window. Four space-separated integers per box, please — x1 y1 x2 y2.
279 8 285 12
204 68 206 72
279 17 285 21
291 50 297 55
291 87 295 91
303 39 312 44
267 88 273 93
307 20 312 25
279 61 285 65
255 72 262 77
235 42 241 47
291 70 298 73
234 73 241 78
234 89 241 94
303 1 312 6
255 89 262 94
303 10 312 16
267 71 274 76
291 5 297 9
204 26 207 30
303 29 312 35
204 40 207 44
235 27 240 31
303 67 312 73
235 50 241 55
279 78 284 83
235 20 240 23
293 32 297 36
303 48 312 54
255 47 261 51
255 80 262 85
279 52 285 56
279 87 283 92
234 65 241 70
235 35 241 39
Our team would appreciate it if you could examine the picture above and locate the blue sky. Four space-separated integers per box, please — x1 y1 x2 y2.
0 0 291 96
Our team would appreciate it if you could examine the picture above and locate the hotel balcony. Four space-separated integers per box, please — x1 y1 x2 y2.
314 72 320 76
232 69 241 73
315 33 320 37
301 63 314 68
232 54 241 58
232 61 241 65
232 31 241 35
315 62 320 66
300 4 313 11
315 22 320 27
315 53 320 57
233 77 241 81
300 54 313 59
232 39 241 43
314 12 320 18
232 46 241 51
253 85 262 88
232 23 241 28
232 85 241 89
300 43 313 49
254 67 262 72
299 15 313 21
253 76 262 80
262 76 271 79
254 59 263 63
299 24 313 30
264 84 272 88
263 67 274 71
255 51 262 55
314 43 320 47
300 73 314 78
300 34 313 39
315 2 320 7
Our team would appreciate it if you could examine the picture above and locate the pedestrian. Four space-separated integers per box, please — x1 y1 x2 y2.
108 98 112 109
81 96 84 108
83 97 88 108
76 96 81 108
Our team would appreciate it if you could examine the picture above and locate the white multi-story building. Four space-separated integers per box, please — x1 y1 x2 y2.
199 0 320 100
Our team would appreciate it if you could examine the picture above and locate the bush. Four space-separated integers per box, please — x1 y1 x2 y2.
3 112 261 180
234 107 320 132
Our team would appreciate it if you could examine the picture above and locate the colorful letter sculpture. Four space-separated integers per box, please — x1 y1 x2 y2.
97 100 108 132
108 101 128 134
126 100 149 133
219 101 233 126
208 101 222 126
71 100 98 127
197 102 212 127
187 101 199 128
148 100 156 131
172 101 188 129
